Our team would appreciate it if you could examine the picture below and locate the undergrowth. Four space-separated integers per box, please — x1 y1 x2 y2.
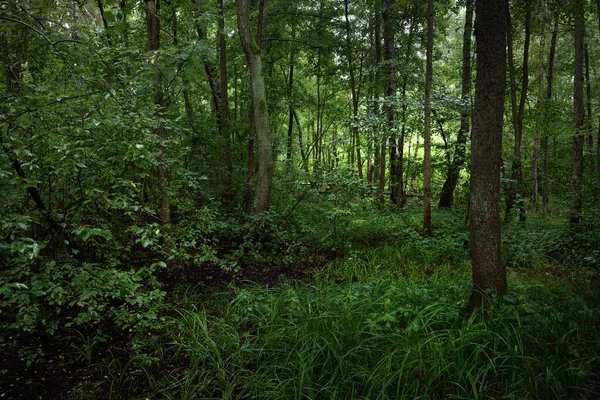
108 242 599 399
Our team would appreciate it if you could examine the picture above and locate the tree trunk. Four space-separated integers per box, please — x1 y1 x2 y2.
532 38 543 209
286 60 295 164
597 0 600 198
172 6 196 132
344 0 363 181
542 12 559 212
585 45 593 150
195 6 221 122
570 0 585 231
439 0 473 208
245 105 255 215
423 0 433 235
146 0 170 224
293 111 309 172
238 0 273 214
383 0 401 208
218 0 233 201
470 0 507 307
505 4 530 222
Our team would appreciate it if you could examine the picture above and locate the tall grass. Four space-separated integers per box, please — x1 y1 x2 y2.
153 256 598 399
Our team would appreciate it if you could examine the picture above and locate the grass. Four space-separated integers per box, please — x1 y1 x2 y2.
92 208 599 399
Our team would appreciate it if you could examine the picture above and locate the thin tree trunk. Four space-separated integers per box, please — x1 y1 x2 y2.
505 3 530 222
344 0 363 180
423 0 433 235
146 0 170 224
286 47 295 164
217 0 233 201
471 0 508 308
172 7 196 132
397 21 415 208
585 44 593 150
532 36 543 209
383 0 400 208
570 0 585 231
439 0 473 208
238 0 273 214
542 12 558 212
293 111 309 172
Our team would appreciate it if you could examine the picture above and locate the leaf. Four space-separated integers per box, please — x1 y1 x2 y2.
113 22 128 34
104 10 116 23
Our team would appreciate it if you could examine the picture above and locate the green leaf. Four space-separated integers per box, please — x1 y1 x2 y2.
104 11 116 23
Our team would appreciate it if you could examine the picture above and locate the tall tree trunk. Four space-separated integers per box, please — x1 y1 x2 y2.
397 21 415 208
245 106 255 214
383 0 401 208
172 7 196 132
471 0 508 307
344 0 363 181
218 0 233 201
585 45 593 150
423 0 433 235
439 0 473 208
146 0 170 224
542 12 559 212
194 6 221 120
505 3 530 222
293 111 309 172
570 0 585 231
286 60 295 164
596 0 600 199
238 0 273 214
532 35 544 209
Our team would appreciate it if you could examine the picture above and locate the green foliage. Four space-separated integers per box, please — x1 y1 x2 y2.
0 260 166 334
124 267 598 399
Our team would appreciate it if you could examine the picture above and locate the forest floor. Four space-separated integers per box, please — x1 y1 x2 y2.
1 208 599 399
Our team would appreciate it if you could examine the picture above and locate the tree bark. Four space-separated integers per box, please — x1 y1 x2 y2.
570 0 585 231
423 0 433 235
505 3 530 222
585 45 593 150
172 6 196 132
542 12 558 212
286 62 294 163
238 0 273 214
597 0 600 198
383 0 401 208
344 0 363 181
439 0 473 208
470 0 507 307
146 0 170 224
217 0 233 201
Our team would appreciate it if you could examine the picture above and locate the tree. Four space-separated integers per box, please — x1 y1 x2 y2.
146 0 171 224
470 0 508 307
541 9 559 212
505 1 531 222
344 0 363 181
423 0 433 235
238 0 274 214
438 0 473 209
383 0 400 208
570 0 585 231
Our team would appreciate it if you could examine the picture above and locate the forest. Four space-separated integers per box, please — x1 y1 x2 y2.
1 0 599 398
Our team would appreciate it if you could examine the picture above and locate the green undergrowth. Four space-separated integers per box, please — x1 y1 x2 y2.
108 248 600 400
